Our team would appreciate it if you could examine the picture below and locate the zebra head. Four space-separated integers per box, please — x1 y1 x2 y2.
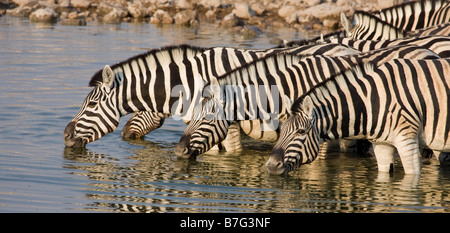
64 65 120 147
174 88 230 159
266 96 321 175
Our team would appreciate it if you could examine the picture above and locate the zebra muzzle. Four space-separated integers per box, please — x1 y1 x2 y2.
63 121 86 148
265 156 288 175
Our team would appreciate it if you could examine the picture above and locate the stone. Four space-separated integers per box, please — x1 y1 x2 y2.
71 0 91 9
200 0 221 8
296 3 344 22
176 0 191 9
221 12 244 28
278 5 295 19
29 7 57 23
103 8 125 23
174 10 197 26
250 3 265 15
7 5 35 17
68 11 78 19
128 2 146 19
150 9 173 24
234 3 254 19
11 0 37 7
322 18 338 28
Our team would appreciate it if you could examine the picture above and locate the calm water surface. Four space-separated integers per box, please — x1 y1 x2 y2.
1 16 450 213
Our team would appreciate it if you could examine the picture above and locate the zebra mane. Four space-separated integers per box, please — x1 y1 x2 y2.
291 61 375 115
374 0 445 16
352 10 406 36
373 0 447 31
284 30 347 47
88 44 209 87
214 52 311 84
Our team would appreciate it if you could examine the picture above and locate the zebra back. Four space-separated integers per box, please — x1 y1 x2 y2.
374 0 450 31
341 10 406 40
407 21 450 37
329 35 450 58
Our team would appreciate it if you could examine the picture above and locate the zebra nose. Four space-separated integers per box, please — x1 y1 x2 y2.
64 121 85 147
64 121 76 141
266 155 287 175
175 134 196 159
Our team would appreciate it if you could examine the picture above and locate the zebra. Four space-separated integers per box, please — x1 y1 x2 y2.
340 10 450 40
63 43 360 149
407 21 450 37
266 58 450 175
118 43 360 141
174 44 440 159
328 35 450 58
374 0 450 32
340 10 406 40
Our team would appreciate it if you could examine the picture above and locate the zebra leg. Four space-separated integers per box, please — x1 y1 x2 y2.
395 137 421 175
219 122 242 152
372 143 396 173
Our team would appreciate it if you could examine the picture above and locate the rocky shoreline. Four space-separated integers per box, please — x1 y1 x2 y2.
1 0 402 38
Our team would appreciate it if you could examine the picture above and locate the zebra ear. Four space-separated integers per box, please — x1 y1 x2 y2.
283 95 293 115
102 65 114 88
340 12 353 35
301 96 314 117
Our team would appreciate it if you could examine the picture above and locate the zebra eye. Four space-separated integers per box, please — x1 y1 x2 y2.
296 128 306 135
87 101 97 108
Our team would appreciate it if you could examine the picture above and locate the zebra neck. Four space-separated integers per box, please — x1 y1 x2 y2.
309 87 368 141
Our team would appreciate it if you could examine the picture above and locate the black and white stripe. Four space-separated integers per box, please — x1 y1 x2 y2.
175 44 440 158
118 43 360 141
329 35 450 58
374 0 450 31
267 58 450 175
64 43 359 148
341 10 406 40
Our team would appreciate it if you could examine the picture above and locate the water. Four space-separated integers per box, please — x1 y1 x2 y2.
1 15 450 213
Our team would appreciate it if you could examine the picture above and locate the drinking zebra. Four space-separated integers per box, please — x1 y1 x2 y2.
118 43 360 141
266 58 450 175
63 43 359 149
174 45 440 159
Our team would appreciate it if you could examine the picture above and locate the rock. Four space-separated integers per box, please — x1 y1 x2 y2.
221 12 244 28
29 7 57 23
174 9 197 26
7 5 35 17
278 5 295 19
68 11 78 19
322 18 338 28
200 0 221 8
278 5 297 24
60 17 87 26
176 0 191 9
234 3 254 19
103 8 124 23
128 2 146 19
71 0 91 10
296 3 344 22
11 0 37 7
150 9 173 24
250 3 265 15
240 25 262 39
